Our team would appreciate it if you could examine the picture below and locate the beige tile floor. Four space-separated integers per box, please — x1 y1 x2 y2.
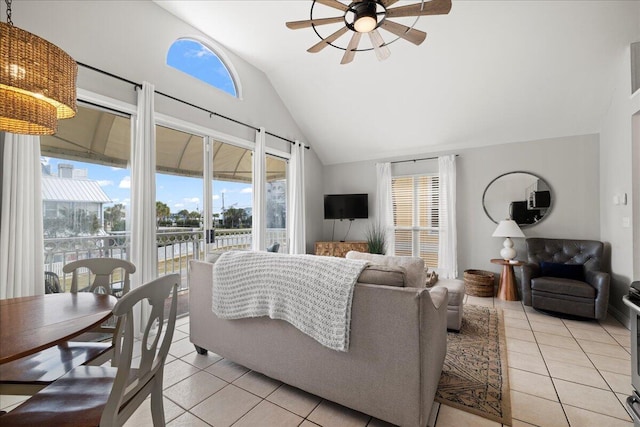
1 295 635 426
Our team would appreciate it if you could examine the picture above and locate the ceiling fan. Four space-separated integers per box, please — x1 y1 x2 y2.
285 0 452 64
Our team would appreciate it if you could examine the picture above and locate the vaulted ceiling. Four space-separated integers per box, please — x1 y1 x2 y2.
155 1 638 165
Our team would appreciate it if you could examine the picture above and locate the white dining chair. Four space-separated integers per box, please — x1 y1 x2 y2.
64 258 136 297
0 259 137 395
0 273 180 426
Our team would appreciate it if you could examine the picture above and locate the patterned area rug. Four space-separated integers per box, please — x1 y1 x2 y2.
435 304 512 425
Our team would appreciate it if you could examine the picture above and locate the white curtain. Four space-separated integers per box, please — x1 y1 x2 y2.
376 162 395 256
289 142 306 254
0 133 45 298
130 82 157 333
252 128 266 251
438 155 458 279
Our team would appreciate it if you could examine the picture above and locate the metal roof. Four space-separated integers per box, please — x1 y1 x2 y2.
42 176 112 203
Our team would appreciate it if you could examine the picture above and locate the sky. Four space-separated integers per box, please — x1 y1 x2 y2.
42 157 252 215
167 39 237 97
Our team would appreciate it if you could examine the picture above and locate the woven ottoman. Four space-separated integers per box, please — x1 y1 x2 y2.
431 278 465 331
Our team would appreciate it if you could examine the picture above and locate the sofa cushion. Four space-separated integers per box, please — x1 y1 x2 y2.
205 251 225 264
531 277 596 298
540 261 585 282
358 265 406 287
346 251 425 288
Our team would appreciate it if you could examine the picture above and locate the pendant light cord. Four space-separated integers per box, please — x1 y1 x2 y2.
4 0 13 25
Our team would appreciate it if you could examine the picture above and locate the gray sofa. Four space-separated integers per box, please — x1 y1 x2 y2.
344 250 465 331
188 258 448 427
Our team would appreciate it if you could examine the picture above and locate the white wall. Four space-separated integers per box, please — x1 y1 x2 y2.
12 1 301 145
10 0 325 249
634 113 640 281
600 40 640 325
323 134 601 283
458 135 600 277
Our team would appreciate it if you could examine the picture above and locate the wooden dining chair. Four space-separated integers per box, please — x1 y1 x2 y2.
0 259 136 395
0 273 180 427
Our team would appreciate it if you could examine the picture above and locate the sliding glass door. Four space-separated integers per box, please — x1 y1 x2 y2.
40 104 132 292
155 125 204 285
209 139 253 252
266 154 287 253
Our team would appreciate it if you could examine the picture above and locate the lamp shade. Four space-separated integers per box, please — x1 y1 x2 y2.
492 219 525 238
0 22 77 135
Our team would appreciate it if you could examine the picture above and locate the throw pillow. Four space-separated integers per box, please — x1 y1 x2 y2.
540 261 585 281
358 265 406 287
345 251 425 288
425 270 439 287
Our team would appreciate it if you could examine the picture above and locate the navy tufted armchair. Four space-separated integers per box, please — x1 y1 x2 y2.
521 238 610 320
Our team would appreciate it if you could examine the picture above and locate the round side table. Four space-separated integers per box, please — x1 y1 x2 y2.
490 259 524 301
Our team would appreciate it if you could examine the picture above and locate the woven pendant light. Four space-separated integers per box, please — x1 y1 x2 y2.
0 2 77 135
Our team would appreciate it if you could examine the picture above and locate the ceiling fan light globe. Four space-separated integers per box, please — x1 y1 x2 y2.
354 16 377 32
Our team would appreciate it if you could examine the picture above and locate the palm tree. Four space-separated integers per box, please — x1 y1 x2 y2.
156 201 170 228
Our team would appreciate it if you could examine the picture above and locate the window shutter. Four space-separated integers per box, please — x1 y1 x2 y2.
392 177 413 227
391 174 440 269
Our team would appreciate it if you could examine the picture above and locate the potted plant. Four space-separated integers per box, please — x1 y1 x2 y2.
366 222 387 255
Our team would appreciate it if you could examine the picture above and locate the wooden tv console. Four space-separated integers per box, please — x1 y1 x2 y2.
314 241 369 258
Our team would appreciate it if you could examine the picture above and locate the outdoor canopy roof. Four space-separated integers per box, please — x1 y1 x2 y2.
41 104 287 183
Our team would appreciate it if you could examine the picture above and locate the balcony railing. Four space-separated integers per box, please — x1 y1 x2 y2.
44 228 287 293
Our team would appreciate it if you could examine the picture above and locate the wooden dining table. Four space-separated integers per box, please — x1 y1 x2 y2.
0 293 117 365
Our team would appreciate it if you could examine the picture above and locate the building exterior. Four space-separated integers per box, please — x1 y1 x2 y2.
42 164 111 237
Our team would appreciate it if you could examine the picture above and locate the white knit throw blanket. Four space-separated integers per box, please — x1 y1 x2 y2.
212 251 369 352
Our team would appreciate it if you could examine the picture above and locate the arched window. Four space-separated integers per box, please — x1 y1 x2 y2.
167 38 238 97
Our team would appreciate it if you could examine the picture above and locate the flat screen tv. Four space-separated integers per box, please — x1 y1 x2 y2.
324 194 368 220
510 200 539 225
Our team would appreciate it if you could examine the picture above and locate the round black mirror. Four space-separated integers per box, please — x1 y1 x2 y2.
482 171 552 227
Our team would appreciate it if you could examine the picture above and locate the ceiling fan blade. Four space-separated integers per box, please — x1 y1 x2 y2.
307 26 350 53
286 16 344 30
381 0 400 6
341 32 362 64
386 0 452 18
368 30 391 61
315 0 349 12
379 20 427 45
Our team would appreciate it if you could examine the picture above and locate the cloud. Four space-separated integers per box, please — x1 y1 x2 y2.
212 195 220 200
174 203 184 208
183 45 214 59
240 188 252 194
195 47 213 58
97 180 113 187
119 176 130 189
184 197 200 203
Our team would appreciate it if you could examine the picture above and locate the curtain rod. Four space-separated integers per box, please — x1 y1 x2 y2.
390 154 459 165
77 62 309 149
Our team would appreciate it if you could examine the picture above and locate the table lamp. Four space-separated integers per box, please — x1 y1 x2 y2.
492 219 525 261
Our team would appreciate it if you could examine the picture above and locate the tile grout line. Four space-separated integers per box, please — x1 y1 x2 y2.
521 304 572 427
565 316 633 419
